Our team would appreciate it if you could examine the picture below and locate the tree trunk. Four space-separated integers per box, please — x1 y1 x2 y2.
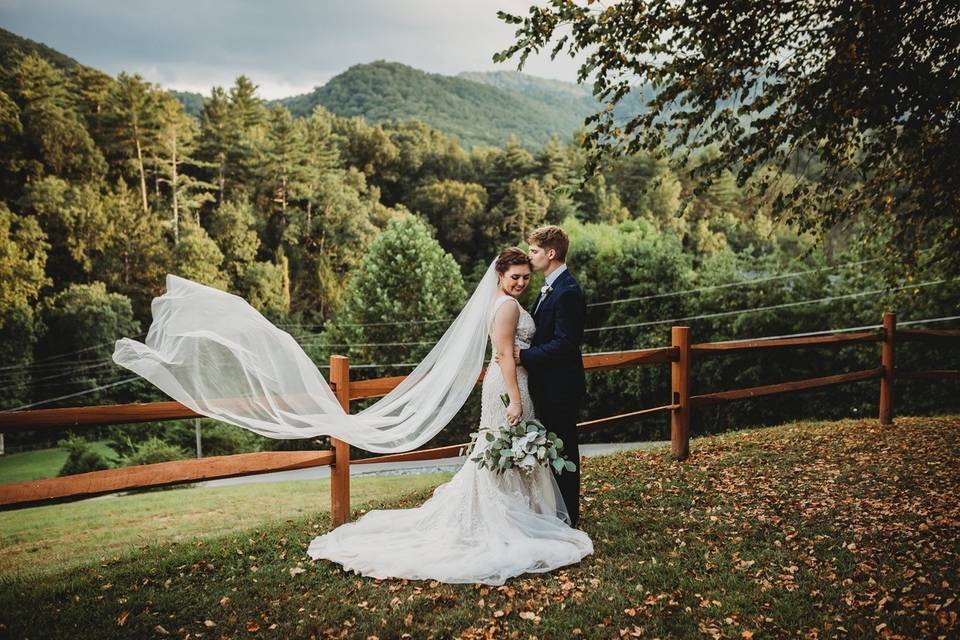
171 128 179 245
135 133 148 213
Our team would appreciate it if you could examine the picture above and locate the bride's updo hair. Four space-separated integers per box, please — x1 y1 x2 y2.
495 247 533 274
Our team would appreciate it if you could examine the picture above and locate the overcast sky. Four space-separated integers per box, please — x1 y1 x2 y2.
1 0 586 99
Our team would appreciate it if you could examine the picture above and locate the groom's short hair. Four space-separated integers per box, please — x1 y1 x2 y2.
528 225 569 262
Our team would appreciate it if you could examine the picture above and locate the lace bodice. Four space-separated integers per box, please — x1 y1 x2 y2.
479 295 537 432
488 295 535 350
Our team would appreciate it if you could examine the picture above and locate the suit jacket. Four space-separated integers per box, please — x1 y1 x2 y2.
519 268 587 408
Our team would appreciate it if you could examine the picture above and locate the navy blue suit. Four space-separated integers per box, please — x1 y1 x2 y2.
519 268 586 527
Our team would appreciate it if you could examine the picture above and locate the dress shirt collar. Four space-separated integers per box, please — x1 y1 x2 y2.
544 263 567 288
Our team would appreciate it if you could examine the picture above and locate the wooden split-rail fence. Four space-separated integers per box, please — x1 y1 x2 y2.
0 312 957 527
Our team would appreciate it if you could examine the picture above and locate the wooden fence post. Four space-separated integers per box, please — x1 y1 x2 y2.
671 326 691 461
329 355 351 527
879 311 896 425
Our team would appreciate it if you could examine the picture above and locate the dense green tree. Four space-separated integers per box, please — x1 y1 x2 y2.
24 176 111 280
609 153 683 228
103 72 164 213
491 177 549 241
289 169 385 319
496 0 960 276
485 136 534 207
196 86 231 203
96 180 171 314
68 65 113 148
5 52 105 185
224 76 268 197
408 180 488 266
259 105 312 251
333 116 400 181
238 257 290 317
320 214 466 368
207 198 260 284
377 119 468 205
171 220 228 289
0 196 48 411
37 281 141 406
0 201 49 314
572 173 630 225
155 93 215 241
0 304 41 409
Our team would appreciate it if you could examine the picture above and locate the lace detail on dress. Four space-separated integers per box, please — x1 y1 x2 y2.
479 296 536 431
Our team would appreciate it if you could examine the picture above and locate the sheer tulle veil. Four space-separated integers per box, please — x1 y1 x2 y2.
112 259 501 453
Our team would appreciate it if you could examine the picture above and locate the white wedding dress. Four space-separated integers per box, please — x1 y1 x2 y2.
306 295 594 584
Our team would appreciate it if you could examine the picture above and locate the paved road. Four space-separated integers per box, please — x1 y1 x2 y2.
195 440 669 488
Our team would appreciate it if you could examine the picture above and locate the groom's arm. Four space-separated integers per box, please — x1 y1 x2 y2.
519 289 585 369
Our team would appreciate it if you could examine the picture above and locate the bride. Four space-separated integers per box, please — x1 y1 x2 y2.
112 246 593 584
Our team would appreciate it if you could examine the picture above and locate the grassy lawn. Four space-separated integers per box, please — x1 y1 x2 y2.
0 415 957 639
0 473 453 578
0 440 117 483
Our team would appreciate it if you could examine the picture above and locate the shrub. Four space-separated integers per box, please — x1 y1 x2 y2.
123 437 190 467
57 435 113 476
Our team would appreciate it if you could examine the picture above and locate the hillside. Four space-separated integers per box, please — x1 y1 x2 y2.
2 415 957 638
0 26 81 70
0 26 651 148
279 61 590 148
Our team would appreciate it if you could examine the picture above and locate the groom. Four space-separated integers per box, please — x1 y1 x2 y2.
517 225 586 527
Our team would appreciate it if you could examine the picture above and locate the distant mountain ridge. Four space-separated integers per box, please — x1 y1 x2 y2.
0 27 648 149
0 26 82 70
278 61 595 148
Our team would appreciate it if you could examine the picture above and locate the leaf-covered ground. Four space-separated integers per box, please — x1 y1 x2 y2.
1 415 957 639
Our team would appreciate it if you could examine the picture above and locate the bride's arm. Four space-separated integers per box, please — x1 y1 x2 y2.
493 300 523 423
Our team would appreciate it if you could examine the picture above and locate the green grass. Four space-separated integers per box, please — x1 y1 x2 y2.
0 473 453 578
1 415 957 639
0 440 117 483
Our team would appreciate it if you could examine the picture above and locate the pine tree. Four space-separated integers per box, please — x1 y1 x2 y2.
196 86 231 204
155 94 215 242
0 201 49 315
492 178 549 241
97 180 170 315
7 52 105 186
103 72 163 213
320 214 466 369
171 220 228 289
207 198 260 285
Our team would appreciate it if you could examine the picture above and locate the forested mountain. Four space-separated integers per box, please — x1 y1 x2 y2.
0 27 80 70
170 90 205 118
1 27 955 458
280 61 589 148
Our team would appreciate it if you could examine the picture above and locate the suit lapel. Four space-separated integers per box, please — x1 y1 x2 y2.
530 290 542 316
534 270 571 318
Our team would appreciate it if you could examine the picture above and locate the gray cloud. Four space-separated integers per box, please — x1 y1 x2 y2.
0 0 586 98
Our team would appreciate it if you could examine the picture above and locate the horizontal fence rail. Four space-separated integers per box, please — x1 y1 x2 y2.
2 450 335 508
1 312 958 525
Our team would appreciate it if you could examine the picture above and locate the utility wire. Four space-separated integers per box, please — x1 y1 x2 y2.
584 278 952 333
6 313 957 412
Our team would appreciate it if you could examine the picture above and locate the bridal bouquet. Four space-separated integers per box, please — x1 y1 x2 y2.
463 394 577 475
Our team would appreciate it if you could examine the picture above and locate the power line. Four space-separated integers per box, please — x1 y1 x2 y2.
584 278 952 333
277 253 935 328
6 313 957 412
0 333 146 372
681 314 960 345
4 376 142 411
0 360 116 385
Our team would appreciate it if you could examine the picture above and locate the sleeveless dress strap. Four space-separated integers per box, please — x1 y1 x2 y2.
488 295 520 333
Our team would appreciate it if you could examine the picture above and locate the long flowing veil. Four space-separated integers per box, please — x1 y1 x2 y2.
112 259 500 453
